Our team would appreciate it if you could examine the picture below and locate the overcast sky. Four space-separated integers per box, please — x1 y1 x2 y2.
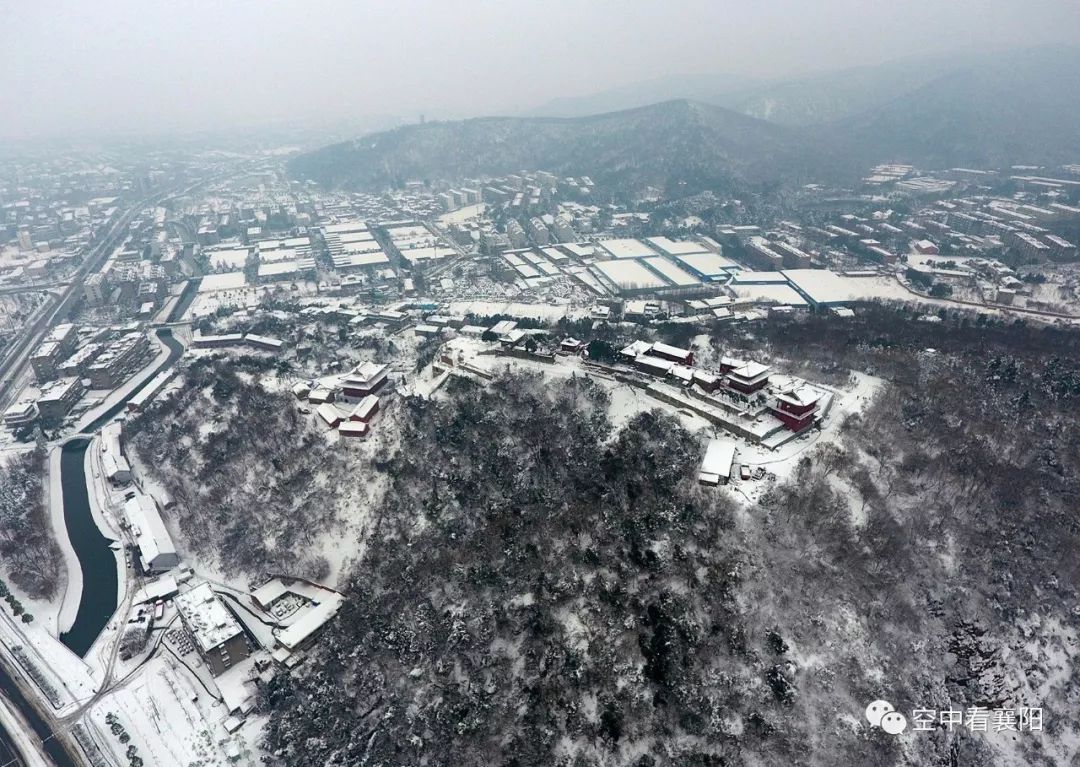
2 0 1079 139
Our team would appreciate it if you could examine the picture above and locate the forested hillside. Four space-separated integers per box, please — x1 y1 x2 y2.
261 309 1080 766
0 448 62 599
289 100 831 194
832 46 1080 168
126 356 360 580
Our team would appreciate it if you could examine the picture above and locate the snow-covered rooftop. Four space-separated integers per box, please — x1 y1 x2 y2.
597 238 657 260
781 269 864 306
124 496 177 571
593 259 667 290
275 599 343 651
730 361 770 380
198 272 247 292
646 236 711 256
174 583 245 653
251 578 290 608
699 439 736 483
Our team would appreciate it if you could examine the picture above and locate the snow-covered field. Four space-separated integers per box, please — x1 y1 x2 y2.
437 203 486 225
86 654 258 767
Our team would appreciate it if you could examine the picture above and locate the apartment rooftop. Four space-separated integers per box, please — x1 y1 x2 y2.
175 582 245 653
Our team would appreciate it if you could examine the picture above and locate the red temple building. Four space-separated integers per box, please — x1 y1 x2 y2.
770 385 822 431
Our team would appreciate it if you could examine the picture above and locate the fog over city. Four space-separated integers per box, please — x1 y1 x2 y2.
3 0 1080 138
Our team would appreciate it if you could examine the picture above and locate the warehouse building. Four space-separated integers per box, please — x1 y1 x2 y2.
781 269 866 310
101 421 131 484
124 495 178 572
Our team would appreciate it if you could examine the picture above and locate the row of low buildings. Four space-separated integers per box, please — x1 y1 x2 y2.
607 341 830 437
191 332 285 352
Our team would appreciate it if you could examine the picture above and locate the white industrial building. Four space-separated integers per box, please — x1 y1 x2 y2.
124 495 179 572
126 369 177 412
275 600 342 652
100 420 131 484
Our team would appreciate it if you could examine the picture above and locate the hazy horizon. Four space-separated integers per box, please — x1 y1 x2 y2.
3 0 1079 141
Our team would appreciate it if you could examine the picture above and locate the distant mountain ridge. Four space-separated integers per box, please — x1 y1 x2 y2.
527 72 760 119
830 46 1080 168
291 45 1080 192
524 52 974 125
290 100 833 193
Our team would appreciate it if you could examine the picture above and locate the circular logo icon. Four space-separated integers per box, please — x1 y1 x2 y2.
881 711 908 735
865 699 895 727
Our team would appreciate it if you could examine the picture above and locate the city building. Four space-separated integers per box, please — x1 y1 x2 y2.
527 217 550 246
30 341 62 382
87 333 150 388
36 376 85 424
57 343 101 379
506 220 527 248
745 237 785 270
174 583 250 676
30 323 79 381
1045 235 1077 261
3 400 39 432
